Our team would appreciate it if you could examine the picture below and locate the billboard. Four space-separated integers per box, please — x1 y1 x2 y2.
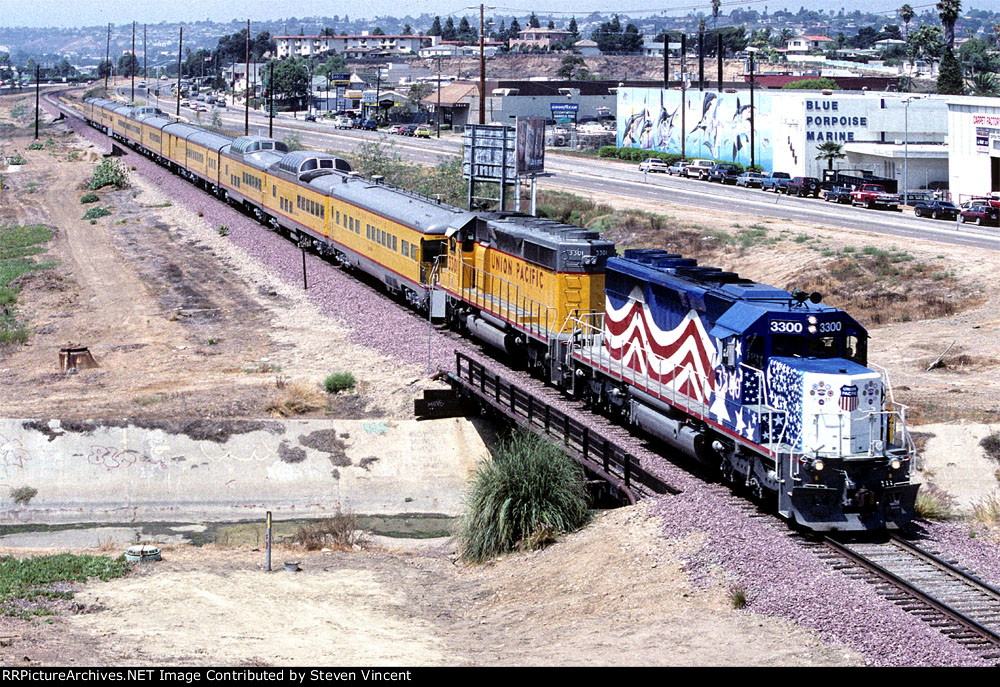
516 117 545 175
616 87 774 171
462 124 516 182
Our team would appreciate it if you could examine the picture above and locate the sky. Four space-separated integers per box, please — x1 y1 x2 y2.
4 0 998 29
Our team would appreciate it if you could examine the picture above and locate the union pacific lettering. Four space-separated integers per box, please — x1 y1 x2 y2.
490 251 546 290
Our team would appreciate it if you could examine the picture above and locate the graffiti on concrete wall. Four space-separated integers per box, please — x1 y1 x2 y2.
0 433 32 481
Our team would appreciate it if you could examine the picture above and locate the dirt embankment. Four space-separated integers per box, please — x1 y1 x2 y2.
0 93 424 421
0 504 862 666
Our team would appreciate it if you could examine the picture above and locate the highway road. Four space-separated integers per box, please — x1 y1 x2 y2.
121 85 1000 252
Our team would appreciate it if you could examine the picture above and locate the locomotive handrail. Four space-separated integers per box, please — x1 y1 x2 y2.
454 253 559 340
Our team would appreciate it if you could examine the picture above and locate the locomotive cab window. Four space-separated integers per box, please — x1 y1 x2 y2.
806 336 839 359
845 335 867 366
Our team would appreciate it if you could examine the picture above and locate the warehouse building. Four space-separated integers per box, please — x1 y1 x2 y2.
946 97 1000 204
617 87 950 194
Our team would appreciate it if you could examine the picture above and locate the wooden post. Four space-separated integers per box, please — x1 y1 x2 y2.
245 19 250 135
105 23 110 91
34 65 39 140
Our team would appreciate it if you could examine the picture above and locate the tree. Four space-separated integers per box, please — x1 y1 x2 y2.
507 18 521 44
547 20 555 30
372 27 385 36
429 16 442 37
117 53 138 78
971 72 999 96
528 12 540 29
314 54 346 78
443 18 457 41
268 57 310 107
959 38 997 74
937 47 964 94
557 54 591 79
906 24 944 68
403 24 413 35
815 140 846 170
568 17 579 41
712 0 722 27
900 4 915 37
96 59 113 79
937 0 961 50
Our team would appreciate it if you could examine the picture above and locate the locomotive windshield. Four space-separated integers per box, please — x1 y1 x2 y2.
766 333 867 366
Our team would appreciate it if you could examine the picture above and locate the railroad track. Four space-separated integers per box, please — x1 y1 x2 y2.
820 534 1000 664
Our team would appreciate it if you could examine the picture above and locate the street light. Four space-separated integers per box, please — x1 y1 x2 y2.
902 95 925 205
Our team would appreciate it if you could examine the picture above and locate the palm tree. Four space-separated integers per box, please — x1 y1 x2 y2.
712 0 721 28
937 0 962 51
900 4 915 37
816 141 846 170
971 72 999 96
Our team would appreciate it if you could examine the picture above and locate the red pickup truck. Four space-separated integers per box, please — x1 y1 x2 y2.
851 184 900 210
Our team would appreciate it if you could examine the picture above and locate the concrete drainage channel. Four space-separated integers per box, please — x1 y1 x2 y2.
0 417 484 528
0 515 458 549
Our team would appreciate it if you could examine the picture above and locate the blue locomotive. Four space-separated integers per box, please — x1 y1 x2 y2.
564 249 918 531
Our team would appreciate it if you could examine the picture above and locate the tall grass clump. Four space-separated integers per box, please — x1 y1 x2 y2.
980 432 1000 463
459 432 590 563
914 483 955 521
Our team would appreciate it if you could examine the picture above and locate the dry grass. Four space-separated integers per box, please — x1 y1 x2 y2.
914 483 956 521
971 492 1000 527
265 380 325 417
293 511 368 551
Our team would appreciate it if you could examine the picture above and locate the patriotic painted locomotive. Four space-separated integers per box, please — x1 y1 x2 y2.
561 250 918 531
76 97 917 531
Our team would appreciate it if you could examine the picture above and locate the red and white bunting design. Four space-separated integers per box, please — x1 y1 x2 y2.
603 290 717 404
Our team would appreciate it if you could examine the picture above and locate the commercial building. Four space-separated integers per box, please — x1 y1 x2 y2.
275 33 437 59
946 97 1000 203
617 87 950 192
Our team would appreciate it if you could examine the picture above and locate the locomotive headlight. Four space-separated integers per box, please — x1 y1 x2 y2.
808 316 818 324
808 325 817 334
812 459 825 472
890 458 902 470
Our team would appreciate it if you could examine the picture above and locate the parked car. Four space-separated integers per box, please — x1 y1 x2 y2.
912 199 959 220
667 161 690 176
402 124 419 136
304 113 317 122
333 115 353 129
851 184 900 210
735 172 764 188
414 124 434 138
707 163 742 184
360 119 378 131
761 171 791 193
684 159 715 180
638 158 670 173
958 201 999 226
824 186 854 203
785 176 821 197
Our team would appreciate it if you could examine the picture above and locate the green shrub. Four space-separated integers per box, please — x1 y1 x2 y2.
27 142 42 150
82 206 111 220
88 158 130 190
782 78 840 90
914 484 955 521
323 372 356 394
458 432 590 563
981 432 1000 462
0 553 130 617
6 154 26 166
79 193 99 204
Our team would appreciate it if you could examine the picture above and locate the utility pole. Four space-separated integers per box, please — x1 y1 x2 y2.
437 55 442 138
131 21 135 102
698 27 704 91
680 34 686 159
245 19 250 135
176 26 183 118
663 33 669 88
34 65 39 140
144 25 147 88
749 49 756 170
269 61 274 138
479 3 485 125
717 34 723 91
105 23 110 91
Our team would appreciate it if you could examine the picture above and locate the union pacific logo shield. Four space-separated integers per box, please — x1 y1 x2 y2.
839 384 859 412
